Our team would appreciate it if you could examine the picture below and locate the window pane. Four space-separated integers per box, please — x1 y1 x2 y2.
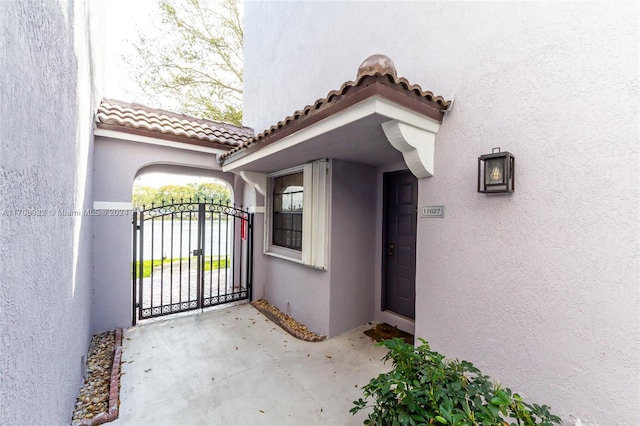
284 172 303 189
275 172 303 194
273 229 284 247
293 214 302 232
283 193 293 212
272 172 304 251
273 212 283 228
273 194 283 212
291 192 303 212
283 213 292 229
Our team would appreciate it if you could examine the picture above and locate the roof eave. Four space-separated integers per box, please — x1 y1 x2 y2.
95 122 236 152
221 94 443 173
221 81 446 170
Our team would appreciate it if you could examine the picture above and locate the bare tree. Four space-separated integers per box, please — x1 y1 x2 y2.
127 0 243 124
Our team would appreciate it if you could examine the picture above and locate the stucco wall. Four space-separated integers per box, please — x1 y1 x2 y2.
259 160 379 337
263 257 331 336
244 1 640 422
329 160 376 336
92 136 243 333
0 0 103 423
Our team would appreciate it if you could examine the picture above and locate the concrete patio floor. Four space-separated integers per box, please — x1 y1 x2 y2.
113 303 389 425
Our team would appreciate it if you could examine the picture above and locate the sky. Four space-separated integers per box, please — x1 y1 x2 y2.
104 0 161 105
105 1 222 188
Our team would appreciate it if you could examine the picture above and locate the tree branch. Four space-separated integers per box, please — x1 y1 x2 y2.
127 0 243 123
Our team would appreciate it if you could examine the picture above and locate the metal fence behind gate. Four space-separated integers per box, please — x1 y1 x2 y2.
132 201 253 324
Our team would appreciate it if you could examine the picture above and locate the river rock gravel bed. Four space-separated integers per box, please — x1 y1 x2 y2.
71 331 115 425
251 298 326 342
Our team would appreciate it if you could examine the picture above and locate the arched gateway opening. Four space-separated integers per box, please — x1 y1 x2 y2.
91 99 255 333
131 168 253 324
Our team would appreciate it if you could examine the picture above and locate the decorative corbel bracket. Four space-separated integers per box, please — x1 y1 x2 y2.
381 120 438 178
238 171 267 196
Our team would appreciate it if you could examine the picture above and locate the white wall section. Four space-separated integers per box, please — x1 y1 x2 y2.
244 2 640 422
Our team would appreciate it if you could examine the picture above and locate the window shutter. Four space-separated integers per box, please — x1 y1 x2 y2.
302 159 328 269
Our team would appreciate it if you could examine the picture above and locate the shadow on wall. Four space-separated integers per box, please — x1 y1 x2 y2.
0 0 104 424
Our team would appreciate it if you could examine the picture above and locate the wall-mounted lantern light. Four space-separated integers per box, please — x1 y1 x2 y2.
478 147 515 193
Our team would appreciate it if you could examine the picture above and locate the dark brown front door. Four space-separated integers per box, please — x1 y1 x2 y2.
382 170 417 319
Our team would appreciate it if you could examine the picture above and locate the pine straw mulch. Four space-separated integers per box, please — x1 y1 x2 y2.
251 298 326 342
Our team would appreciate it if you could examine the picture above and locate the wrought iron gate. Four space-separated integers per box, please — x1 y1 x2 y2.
132 201 253 324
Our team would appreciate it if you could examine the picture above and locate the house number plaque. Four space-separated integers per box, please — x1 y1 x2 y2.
420 205 444 218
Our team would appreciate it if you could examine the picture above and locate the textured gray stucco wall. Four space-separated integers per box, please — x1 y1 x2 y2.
329 160 376 336
257 160 378 337
244 1 640 422
0 0 103 423
263 257 331 336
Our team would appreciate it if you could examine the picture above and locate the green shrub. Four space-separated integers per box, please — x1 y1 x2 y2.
351 338 561 426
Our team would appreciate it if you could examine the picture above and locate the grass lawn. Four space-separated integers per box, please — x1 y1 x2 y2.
135 257 229 278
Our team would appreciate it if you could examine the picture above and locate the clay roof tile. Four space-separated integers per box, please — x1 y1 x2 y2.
96 99 254 148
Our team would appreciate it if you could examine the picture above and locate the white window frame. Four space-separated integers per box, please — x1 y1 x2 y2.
264 159 329 270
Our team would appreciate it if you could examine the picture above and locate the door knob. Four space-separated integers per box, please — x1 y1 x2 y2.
388 243 395 257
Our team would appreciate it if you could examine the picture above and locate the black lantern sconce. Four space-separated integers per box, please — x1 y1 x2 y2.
478 147 515 193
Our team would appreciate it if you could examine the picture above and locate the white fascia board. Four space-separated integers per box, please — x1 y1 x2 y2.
94 128 227 155
222 96 441 172
375 98 441 133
